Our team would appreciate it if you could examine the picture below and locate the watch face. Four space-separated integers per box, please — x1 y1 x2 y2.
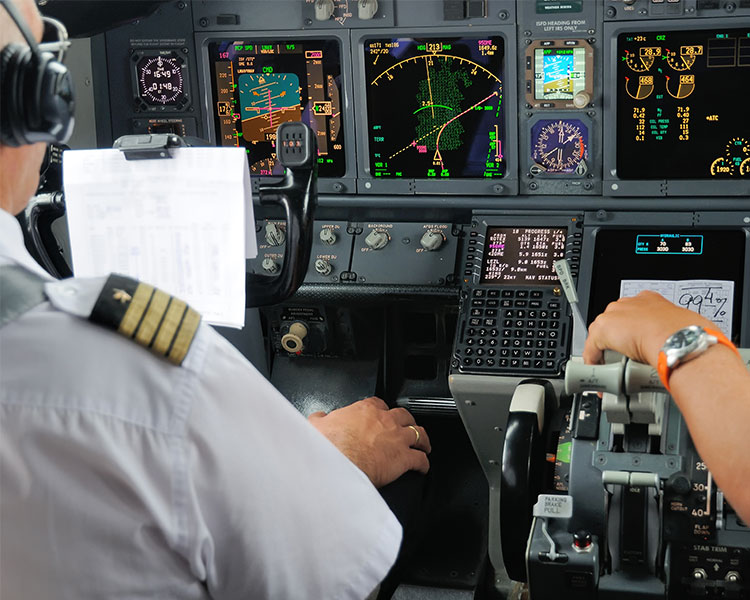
666 326 701 350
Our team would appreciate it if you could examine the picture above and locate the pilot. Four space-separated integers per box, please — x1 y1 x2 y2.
584 290 750 524
0 0 431 598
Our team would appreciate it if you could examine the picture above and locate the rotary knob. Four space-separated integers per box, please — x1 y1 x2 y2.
573 91 591 109
261 258 278 274
420 229 444 251
320 228 337 245
314 259 332 276
314 0 334 20
265 222 285 246
281 322 308 354
365 229 390 250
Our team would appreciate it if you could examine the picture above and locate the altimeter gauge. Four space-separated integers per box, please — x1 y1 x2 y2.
132 50 189 110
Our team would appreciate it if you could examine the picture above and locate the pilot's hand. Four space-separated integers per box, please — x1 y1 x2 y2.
308 396 431 488
583 290 715 368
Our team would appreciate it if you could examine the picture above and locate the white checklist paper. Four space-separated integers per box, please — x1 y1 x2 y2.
620 279 734 338
63 147 256 328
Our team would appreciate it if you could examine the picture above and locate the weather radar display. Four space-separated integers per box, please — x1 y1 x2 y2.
208 39 345 177
364 36 505 179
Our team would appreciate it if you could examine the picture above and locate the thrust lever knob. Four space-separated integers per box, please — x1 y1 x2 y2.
265 222 286 246
420 229 444 251
365 229 390 250
281 322 308 353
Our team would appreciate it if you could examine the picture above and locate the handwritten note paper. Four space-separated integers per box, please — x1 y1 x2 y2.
63 147 255 328
620 279 734 337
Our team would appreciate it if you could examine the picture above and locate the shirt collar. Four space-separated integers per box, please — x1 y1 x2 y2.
0 208 56 280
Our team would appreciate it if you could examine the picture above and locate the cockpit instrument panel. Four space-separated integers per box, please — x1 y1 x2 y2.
363 36 505 180
616 27 750 180
207 38 345 177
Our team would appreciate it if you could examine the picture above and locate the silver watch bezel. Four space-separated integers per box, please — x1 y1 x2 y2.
662 325 718 369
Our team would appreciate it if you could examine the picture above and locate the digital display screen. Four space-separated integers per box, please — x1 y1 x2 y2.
207 39 345 177
617 28 750 179
481 227 566 284
363 36 505 179
588 229 745 341
635 233 703 255
534 47 587 100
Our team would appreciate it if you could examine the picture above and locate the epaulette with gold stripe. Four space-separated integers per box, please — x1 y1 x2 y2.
89 274 201 366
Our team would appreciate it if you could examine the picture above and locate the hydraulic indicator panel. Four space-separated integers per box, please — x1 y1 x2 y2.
617 27 750 179
364 36 505 179
207 39 345 177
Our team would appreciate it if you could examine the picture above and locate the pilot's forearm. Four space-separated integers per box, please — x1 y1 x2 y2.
668 344 750 524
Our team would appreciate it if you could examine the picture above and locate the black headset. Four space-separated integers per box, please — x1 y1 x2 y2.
0 0 74 146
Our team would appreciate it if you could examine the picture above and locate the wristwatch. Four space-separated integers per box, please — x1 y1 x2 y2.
657 325 739 391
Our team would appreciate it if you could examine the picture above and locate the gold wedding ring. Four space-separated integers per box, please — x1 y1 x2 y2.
408 425 420 445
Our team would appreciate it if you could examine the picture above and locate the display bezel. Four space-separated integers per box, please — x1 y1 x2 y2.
602 18 750 197
196 29 356 194
524 39 594 110
351 26 518 196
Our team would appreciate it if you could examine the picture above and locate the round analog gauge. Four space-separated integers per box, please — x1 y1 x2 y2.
710 157 733 177
665 45 702 71
135 52 187 107
623 47 659 72
741 157 750 177
726 137 750 171
531 119 589 175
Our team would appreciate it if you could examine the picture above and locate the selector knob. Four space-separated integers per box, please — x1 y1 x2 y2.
314 259 332 276
420 229 444 251
320 228 337 245
365 229 390 250
281 322 308 354
358 0 378 19
261 258 279 274
573 91 591 109
314 0 335 20
265 222 286 246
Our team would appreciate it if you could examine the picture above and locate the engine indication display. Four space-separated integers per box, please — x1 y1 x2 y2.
132 50 188 110
481 227 566 285
207 39 345 177
364 36 505 179
531 119 589 175
617 28 750 179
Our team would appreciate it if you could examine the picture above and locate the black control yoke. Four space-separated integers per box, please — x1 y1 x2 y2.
246 122 318 307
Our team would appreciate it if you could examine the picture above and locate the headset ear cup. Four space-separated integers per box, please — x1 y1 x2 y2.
0 43 28 146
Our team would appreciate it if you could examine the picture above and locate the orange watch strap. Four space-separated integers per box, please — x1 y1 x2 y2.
657 327 739 392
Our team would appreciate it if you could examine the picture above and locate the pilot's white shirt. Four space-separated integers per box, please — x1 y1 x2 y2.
0 209 401 599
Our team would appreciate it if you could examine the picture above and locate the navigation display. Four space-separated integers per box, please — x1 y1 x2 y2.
363 36 505 179
207 39 345 177
617 27 750 179
481 227 566 284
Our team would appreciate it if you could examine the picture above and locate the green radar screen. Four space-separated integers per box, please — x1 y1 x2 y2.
364 37 505 179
